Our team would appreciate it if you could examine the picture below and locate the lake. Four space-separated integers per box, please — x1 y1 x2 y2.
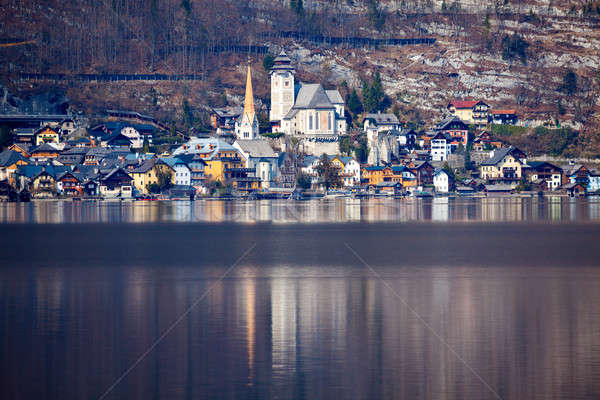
1 198 600 399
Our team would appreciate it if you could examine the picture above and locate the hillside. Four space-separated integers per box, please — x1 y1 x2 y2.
1 0 599 156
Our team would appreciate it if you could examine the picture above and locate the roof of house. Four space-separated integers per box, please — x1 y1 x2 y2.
491 109 516 115
212 106 243 118
365 113 399 125
0 150 27 167
480 146 524 166
364 165 385 171
131 159 156 173
31 143 60 153
485 184 514 192
235 140 277 158
527 161 562 171
301 155 318 168
448 100 487 109
434 116 469 131
172 137 236 155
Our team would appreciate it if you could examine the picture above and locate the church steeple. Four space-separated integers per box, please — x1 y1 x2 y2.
235 61 259 139
242 63 255 123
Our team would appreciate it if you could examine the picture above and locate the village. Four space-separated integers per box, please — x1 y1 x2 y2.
0 51 598 201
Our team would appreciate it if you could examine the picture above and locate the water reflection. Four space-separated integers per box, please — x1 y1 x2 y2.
1 197 600 224
2 263 600 399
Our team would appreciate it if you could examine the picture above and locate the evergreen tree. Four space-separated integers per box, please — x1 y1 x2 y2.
561 70 578 95
346 89 363 115
0 125 13 149
263 54 275 71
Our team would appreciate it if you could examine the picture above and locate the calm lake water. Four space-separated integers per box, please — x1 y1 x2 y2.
1 198 600 399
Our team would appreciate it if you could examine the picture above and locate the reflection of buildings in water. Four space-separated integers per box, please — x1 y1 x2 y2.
589 197 600 221
432 197 449 222
270 278 297 380
550 196 562 221
172 201 193 222
245 278 256 381
35 271 64 333
342 198 361 222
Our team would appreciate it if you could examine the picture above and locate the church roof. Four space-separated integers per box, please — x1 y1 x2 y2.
271 50 294 72
325 90 344 104
293 84 334 109
241 65 256 123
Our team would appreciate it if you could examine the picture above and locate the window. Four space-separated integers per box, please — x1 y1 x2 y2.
315 113 319 130
284 81 290 87
328 113 332 130
308 115 313 130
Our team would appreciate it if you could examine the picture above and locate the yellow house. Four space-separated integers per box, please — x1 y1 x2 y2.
480 146 527 181
34 126 60 146
130 159 175 194
203 149 244 182
447 100 489 126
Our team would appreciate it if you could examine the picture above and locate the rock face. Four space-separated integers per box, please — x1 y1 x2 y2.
0 86 69 114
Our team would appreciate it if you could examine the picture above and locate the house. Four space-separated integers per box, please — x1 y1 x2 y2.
589 169 600 193
433 116 470 146
130 159 175 195
397 129 417 149
430 132 451 162
480 146 527 184
29 143 60 162
490 110 518 125
361 165 385 186
363 112 400 133
210 106 243 129
233 139 279 188
173 137 244 183
447 100 489 127
60 118 76 135
13 128 36 144
84 147 111 165
275 152 297 188
331 156 361 187
484 184 515 196
56 147 88 165
8 143 32 158
56 171 82 196
525 161 563 190
34 126 61 146
0 150 29 185
406 160 434 187
177 153 208 193
101 131 136 148
563 164 591 188
434 169 455 193
15 165 64 198
98 167 133 198
563 183 586 197
159 157 191 186
472 131 504 151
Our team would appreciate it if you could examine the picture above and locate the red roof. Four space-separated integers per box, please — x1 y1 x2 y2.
491 109 516 115
448 100 479 109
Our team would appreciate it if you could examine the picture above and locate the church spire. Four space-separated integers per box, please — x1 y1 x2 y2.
242 63 255 123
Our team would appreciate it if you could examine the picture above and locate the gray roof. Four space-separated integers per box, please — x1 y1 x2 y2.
325 90 344 104
293 84 334 109
480 146 522 166
0 150 27 167
131 159 156 173
485 184 514 192
235 140 277 158
365 113 399 125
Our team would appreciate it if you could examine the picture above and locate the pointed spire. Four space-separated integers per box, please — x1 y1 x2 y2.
242 62 255 123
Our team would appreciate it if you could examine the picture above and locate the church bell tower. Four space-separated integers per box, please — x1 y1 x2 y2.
269 50 295 132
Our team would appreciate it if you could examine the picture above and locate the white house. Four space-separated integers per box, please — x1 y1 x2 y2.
363 112 400 133
333 156 361 187
430 132 451 162
233 139 279 188
120 126 144 149
159 157 191 186
434 169 454 193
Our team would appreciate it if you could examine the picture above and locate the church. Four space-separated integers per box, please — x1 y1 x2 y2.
234 63 260 140
269 51 347 155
